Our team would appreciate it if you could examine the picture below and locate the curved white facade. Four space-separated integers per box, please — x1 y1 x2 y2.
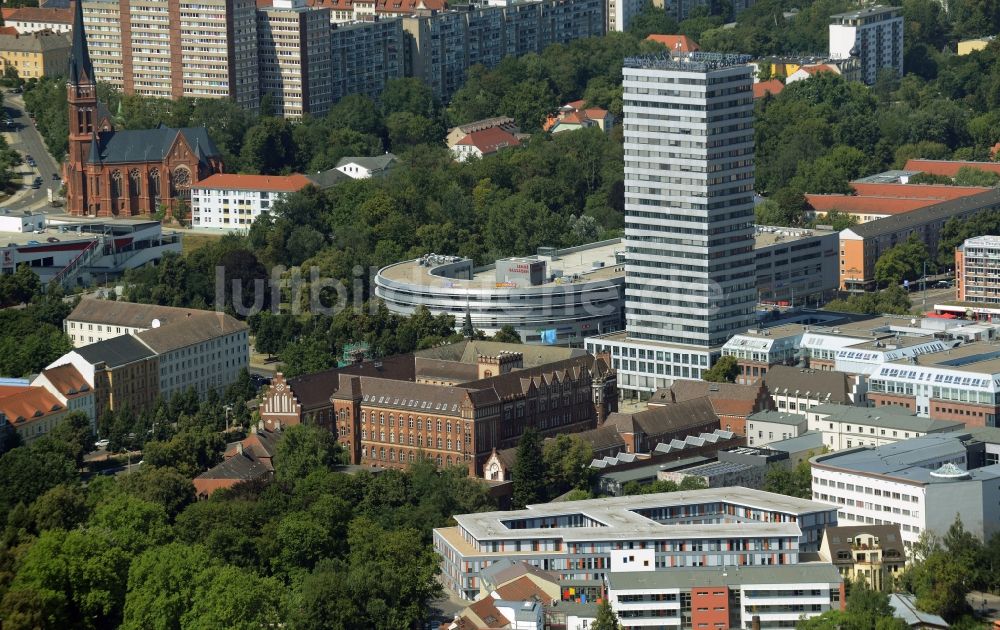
374 240 625 344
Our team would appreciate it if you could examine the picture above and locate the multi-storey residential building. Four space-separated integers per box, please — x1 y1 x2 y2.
434 487 839 600
607 0 643 32
330 19 404 104
81 0 258 101
311 0 446 24
0 30 70 79
54 299 249 414
829 5 903 86
0 6 73 33
806 403 965 451
818 524 905 591
258 0 332 118
956 235 1000 305
191 173 313 231
32 364 96 426
811 433 1000 546
50 335 159 419
585 52 756 395
402 0 604 101
0 386 70 445
608 563 845 630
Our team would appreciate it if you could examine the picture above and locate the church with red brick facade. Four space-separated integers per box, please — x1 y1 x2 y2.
63 0 223 217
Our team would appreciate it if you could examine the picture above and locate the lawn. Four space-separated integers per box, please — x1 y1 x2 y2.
181 231 224 254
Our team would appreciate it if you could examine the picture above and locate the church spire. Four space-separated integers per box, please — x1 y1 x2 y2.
68 0 94 86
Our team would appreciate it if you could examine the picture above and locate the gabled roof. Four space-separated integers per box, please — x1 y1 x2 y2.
465 597 508 628
905 158 1000 177
659 380 766 417
224 430 281 466
805 194 941 215
888 593 949 629
93 125 221 165
194 173 313 193
452 116 516 135
848 182 992 199
823 524 905 563
481 558 559 589
135 312 247 354
306 168 352 190
1 6 73 23
0 30 70 53
495 575 550 602
796 64 839 76
69 299 217 328
645 34 699 53
335 153 398 172
0 387 64 424
194 450 272 481
752 79 784 99
605 397 718 438
39 364 91 398
843 188 1000 239
456 127 521 154
281 354 417 410
73 335 156 368
764 365 853 404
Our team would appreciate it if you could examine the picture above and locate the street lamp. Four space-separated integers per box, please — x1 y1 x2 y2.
224 404 233 433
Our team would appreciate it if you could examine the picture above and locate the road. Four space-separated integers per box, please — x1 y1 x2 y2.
2 92 63 213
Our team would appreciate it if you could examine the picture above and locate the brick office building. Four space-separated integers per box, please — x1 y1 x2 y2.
257 341 617 475
331 353 616 475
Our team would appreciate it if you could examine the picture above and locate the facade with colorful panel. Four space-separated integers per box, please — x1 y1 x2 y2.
608 563 845 629
433 488 838 600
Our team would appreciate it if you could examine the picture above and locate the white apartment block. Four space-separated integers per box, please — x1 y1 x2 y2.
609 564 844 630
829 5 903 85
81 0 258 101
811 433 1000 547
433 487 838 600
805 403 964 452
191 173 312 232
607 0 644 32
257 0 332 119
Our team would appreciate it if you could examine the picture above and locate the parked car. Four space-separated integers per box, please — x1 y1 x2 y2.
26 240 39 245
52 172 60 180
95 439 110 449
46 237 59 243
31 178 41 189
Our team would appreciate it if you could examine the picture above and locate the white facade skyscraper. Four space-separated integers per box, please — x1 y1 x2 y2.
829 5 903 86
587 52 756 396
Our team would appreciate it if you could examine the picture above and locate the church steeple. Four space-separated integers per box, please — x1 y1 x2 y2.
68 0 94 87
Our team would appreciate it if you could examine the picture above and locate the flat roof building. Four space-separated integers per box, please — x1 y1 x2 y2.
956 234 1000 305
811 433 1000 546
375 239 625 344
609 563 845 630
433 487 838 600
754 225 839 305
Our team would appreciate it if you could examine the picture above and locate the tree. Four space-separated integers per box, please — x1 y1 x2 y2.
702 355 738 383
763 459 813 499
239 117 295 175
628 4 680 39
117 466 196 519
593 600 621 630
29 483 88 532
0 440 78 522
492 325 522 344
122 543 215 630
512 428 546 508
273 424 343 482
954 166 1000 187
874 235 931 287
543 434 594 493
816 210 858 231
89 495 171 554
179 565 285 630
461 308 475 339
48 411 94 467
171 198 190 227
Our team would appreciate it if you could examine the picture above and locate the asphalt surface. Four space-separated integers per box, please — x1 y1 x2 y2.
2 92 63 213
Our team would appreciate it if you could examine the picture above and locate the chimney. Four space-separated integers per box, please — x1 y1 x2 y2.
236 442 244 456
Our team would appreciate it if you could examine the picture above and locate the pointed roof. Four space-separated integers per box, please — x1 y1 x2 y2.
67 0 94 86
87 131 102 164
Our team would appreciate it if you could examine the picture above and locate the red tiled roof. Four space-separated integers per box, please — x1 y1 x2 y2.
565 99 586 109
753 79 784 99
39 364 91 398
798 64 838 75
805 195 937 215
904 159 1000 177
646 34 699 52
494 576 549 602
195 173 312 193
583 107 608 119
0 27 19 35
0 387 63 424
374 0 446 11
849 182 992 199
466 597 508 629
456 127 521 154
0 385 30 399
1 6 73 24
